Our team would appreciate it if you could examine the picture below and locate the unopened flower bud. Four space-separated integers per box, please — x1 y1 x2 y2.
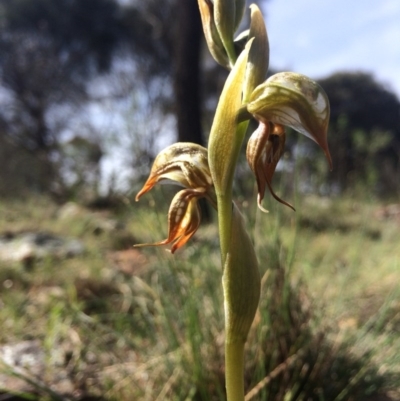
214 0 236 63
242 4 269 102
198 0 230 68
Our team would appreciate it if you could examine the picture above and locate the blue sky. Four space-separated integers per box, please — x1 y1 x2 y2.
263 0 400 97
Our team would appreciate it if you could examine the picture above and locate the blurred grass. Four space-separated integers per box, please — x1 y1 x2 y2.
0 191 399 400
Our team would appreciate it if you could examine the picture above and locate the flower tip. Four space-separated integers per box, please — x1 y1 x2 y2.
135 184 150 202
133 242 149 249
169 245 179 254
257 194 269 213
265 180 295 211
317 135 333 171
325 148 333 171
135 191 146 202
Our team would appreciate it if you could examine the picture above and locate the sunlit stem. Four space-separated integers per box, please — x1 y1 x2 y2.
225 341 245 401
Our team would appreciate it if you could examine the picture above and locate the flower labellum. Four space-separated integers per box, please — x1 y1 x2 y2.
246 121 294 212
135 189 202 253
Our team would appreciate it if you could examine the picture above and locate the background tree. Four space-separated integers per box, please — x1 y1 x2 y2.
0 0 128 194
173 0 204 145
0 0 209 197
318 72 400 194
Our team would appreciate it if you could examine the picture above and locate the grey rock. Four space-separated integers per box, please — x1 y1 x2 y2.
0 231 84 264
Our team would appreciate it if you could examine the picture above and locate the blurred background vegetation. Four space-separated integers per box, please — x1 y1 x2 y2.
0 0 399 400
0 0 399 201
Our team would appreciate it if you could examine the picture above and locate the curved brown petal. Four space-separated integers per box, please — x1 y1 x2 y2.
135 189 202 254
246 122 294 212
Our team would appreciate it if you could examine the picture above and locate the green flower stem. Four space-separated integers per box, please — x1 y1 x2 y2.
208 39 257 401
225 340 245 401
216 120 251 401
225 42 237 67
221 201 260 401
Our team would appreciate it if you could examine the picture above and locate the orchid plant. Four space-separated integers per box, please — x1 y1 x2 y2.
135 1 331 400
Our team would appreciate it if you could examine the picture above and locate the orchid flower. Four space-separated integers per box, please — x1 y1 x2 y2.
135 143 215 253
244 72 332 211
